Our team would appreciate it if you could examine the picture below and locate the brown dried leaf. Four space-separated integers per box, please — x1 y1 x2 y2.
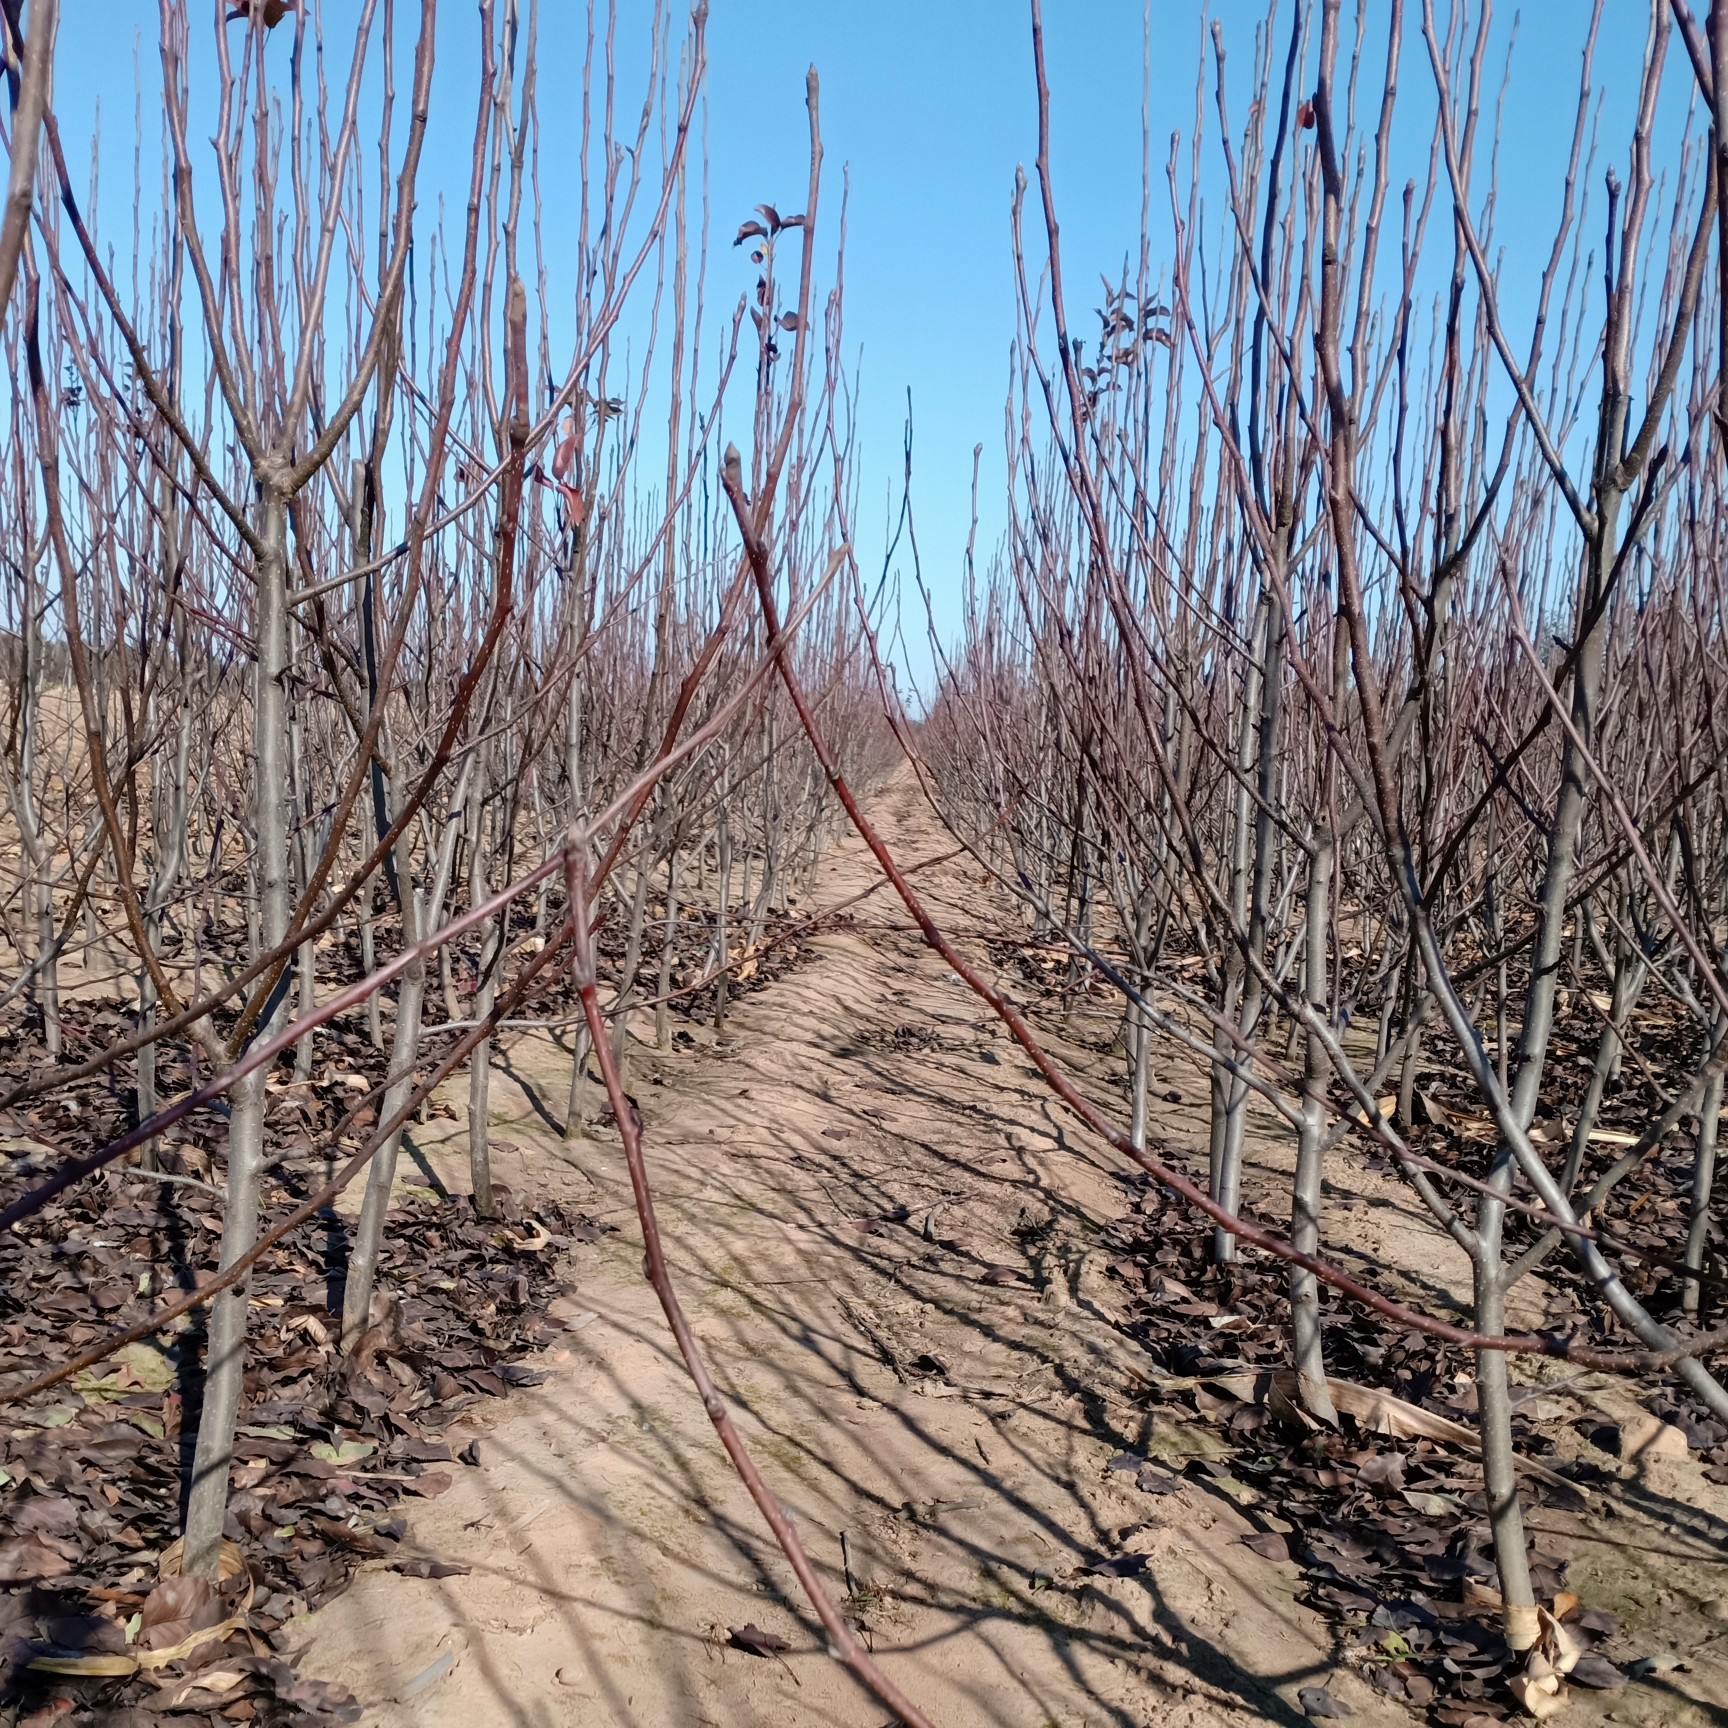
0 1534 74 1582
729 1622 791 1658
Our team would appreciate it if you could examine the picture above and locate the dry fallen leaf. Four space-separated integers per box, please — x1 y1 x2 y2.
1346 1095 1397 1130
729 1622 792 1657
1194 1367 1585 1494
1508 1669 1567 1720
1298 1684 1353 1718
0 1534 74 1583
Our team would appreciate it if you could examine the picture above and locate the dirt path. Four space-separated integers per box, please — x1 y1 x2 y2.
296 776 1378 1727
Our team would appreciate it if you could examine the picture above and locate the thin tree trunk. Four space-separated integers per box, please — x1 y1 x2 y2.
1291 836 1340 1424
1473 1196 1537 1651
1685 1053 1725 1318
182 1063 268 1575
359 878 382 1049
342 762 468 1344
343 949 426 1344
184 495 292 1581
563 1020 591 1138
656 841 682 1050
467 758 498 1219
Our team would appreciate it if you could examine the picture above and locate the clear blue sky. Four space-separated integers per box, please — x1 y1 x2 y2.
52 4 1666 688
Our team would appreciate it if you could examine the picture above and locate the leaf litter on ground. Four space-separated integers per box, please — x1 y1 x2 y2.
0 1136 604 1726
1095 1175 1655 1724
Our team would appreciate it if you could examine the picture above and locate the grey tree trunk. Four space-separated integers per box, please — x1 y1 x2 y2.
468 948 498 1217
12 545 59 1060
1471 497 1624 1648
289 711 318 1083
1128 995 1151 1153
1473 1214 1537 1652
467 758 499 1219
1290 835 1339 1424
1685 1053 1725 1319
139 653 194 1165
184 496 292 1580
560 515 591 1117
1562 931 1647 1195
612 849 654 1084
563 1020 592 1138
343 948 426 1344
182 1063 269 1577
1212 581 1282 1261
714 756 733 1037
342 764 468 1345
655 842 682 1050
359 881 383 1049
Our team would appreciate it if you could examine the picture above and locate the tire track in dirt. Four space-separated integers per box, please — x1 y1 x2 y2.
299 775 1387 1727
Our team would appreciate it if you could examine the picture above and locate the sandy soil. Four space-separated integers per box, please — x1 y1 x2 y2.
291 776 1728 1728
287 777 1381 1726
